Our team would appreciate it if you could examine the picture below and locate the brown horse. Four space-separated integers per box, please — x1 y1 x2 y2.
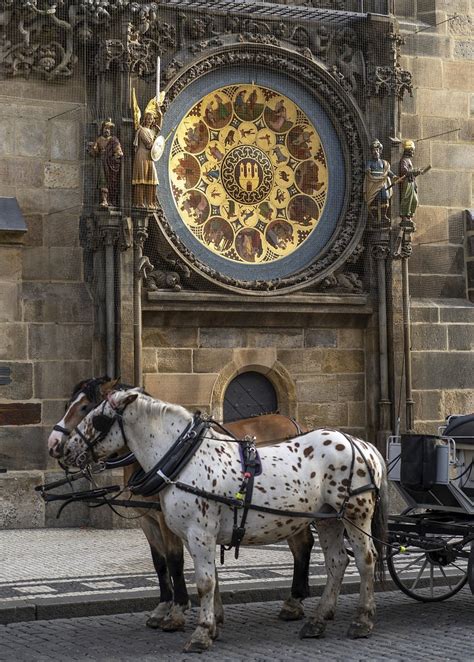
48 377 313 630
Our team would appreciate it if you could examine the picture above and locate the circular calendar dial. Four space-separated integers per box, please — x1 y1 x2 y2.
169 84 328 264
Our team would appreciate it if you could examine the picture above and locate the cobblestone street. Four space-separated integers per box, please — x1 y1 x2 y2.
1 589 473 662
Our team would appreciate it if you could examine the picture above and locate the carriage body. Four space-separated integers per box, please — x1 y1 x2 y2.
385 415 474 601
387 415 474 515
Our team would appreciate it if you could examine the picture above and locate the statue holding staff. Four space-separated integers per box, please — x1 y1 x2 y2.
88 119 123 208
398 139 430 226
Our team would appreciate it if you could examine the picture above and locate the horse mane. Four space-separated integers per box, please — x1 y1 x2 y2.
70 376 140 404
134 392 192 426
70 376 110 402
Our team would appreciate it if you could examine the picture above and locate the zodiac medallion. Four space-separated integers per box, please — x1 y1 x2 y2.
169 84 328 264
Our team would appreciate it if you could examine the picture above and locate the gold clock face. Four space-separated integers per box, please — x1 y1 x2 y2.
169 84 328 264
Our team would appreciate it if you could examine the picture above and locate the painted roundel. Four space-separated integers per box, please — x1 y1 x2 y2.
169 85 328 265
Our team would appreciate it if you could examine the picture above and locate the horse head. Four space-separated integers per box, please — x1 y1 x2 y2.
48 376 120 458
56 389 139 468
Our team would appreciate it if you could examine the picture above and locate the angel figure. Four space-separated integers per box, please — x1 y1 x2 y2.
131 90 165 209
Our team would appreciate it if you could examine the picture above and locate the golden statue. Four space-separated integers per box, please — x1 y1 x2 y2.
131 90 165 209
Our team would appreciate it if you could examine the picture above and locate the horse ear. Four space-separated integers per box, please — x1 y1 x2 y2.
111 390 138 409
99 378 121 396
124 392 139 406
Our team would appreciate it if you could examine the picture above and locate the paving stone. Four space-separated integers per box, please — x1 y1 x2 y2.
2 591 472 661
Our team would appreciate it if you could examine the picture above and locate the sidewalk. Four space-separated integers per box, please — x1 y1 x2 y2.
0 528 365 624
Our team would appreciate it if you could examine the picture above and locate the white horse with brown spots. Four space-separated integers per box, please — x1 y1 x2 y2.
57 389 388 653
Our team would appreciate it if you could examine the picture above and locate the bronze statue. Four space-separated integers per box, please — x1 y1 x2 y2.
88 119 123 208
363 139 396 225
398 139 430 227
132 91 164 209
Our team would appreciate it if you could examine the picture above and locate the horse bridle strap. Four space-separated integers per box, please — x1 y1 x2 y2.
127 414 209 497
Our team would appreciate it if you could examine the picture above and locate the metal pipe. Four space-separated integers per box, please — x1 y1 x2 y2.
377 255 391 431
105 239 115 378
402 255 414 431
133 238 142 387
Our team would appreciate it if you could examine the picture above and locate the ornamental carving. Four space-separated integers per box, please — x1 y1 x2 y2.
367 65 413 99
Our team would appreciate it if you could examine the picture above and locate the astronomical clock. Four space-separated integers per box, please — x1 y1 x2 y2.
156 55 364 294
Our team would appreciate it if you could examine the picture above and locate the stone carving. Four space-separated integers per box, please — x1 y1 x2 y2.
0 0 175 81
141 255 191 292
163 57 184 83
87 119 123 208
0 36 76 78
367 65 413 99
189 37 224 54
319 270 363 294
95 23 175 74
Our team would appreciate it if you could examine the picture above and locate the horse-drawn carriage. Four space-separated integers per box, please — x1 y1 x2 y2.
386 415 474 601
41 379 474 651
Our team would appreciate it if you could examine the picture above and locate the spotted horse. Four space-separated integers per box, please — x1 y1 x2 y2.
47 377 313 630
56 388 388 653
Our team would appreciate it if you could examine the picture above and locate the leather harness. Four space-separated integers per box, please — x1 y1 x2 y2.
41 403 379 559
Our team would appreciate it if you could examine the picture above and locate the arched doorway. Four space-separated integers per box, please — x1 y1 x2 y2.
223 371 278 422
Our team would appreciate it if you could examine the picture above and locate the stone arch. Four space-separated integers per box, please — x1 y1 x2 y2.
211 350 297 421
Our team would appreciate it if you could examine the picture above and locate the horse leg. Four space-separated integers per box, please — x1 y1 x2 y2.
183 535 218 653
139 514 174 629
279 525 314 621
214 568 224 626
159 513 190 633
299 519 348 639
344 513 377 639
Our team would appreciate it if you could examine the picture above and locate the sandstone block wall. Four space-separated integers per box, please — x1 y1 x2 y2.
142 312 370 439
0 82 95 527
411 298 474 433
398 1 473 298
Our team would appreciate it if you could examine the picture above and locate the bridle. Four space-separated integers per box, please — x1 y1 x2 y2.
69 397 129 466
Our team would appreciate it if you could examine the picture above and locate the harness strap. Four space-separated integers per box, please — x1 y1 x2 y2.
53 424 71 435
174 481 341 520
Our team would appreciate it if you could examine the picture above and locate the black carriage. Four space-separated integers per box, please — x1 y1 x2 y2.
386 414 474 601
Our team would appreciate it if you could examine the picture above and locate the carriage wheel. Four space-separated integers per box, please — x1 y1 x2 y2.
387 536 469 602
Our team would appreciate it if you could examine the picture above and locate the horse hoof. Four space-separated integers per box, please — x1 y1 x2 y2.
184 630 213 653
299 619 326 639
278 597 304 621
146 615 162 629
161 618 185 632
183 639 211 653
347 621 373 639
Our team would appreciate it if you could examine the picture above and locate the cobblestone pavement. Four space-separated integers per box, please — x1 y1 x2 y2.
1 589 473 662
0 528 361 605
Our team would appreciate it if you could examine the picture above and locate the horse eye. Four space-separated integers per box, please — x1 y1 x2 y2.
81 405 89 412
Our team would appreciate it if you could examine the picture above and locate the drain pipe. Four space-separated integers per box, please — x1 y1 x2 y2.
133 213 149 387
97 210 121 378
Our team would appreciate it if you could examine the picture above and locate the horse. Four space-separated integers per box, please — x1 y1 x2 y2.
56 388 388 653
47 377 313 630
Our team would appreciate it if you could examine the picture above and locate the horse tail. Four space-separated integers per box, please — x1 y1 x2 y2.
372 459 389 584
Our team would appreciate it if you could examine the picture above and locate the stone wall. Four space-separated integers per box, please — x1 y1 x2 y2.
0 79 96 528
411 298 474 432
398 0 473 298
142 307 372 440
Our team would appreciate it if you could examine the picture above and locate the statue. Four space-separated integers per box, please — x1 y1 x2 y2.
393 139 431 257
363 139 396 226
131 90 165 209
87 119 123 208
398 139 431 228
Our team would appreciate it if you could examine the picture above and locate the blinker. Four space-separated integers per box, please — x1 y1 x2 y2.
92 414 115 433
